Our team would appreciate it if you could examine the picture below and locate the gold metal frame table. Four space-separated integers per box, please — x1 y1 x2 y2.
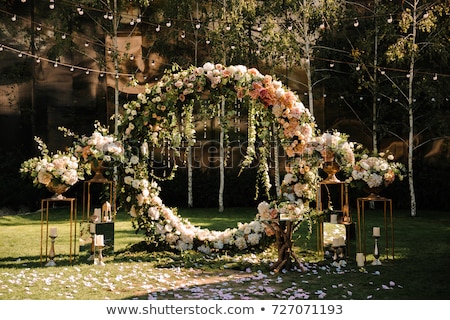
40 197 77 265
356 196 394 260
316 181 352 257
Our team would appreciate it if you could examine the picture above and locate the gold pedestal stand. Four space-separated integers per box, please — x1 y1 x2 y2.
40 198 77 265
356 196 394 261
316 181 352 258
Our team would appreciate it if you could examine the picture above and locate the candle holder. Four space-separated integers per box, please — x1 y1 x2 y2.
338 245 345 259
94 245 105 266
45 234 57 267
330 243 340 267
372 235 382 265
88 231 95 262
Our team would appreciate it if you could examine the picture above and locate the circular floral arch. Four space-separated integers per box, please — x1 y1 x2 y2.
117 62 332 253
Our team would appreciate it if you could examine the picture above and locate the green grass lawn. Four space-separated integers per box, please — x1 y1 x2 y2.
0 205 449 300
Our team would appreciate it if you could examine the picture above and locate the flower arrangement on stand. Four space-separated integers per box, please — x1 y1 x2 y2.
19 137 86 199
59 121 124 182
344 149 406 198
312 131 356 182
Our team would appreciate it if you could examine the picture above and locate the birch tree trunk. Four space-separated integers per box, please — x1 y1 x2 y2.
187 145 193 207
218 98 225 212
407 1 418 217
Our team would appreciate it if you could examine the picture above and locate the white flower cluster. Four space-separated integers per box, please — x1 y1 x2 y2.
347 153 404 188
314 131 355 167
36 154 80 186
20 136 84 189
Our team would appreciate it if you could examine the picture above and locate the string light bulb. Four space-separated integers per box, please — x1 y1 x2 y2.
36 57 41 63
85 69 90 75
156 24 161 32
11 15 17 22
196 21 201 29
18 52 23 57
226 23 231 31
353 18 359 27
166 20 172 27
433 73 438 80
49 0 55 10
181 31 186 39
356 64 361 71
70 66 74 72
77 6 84 15
54 61 58 67
206 39 211 44
136 15 142 23
108 12 114 20
129 54 135 60
61 33 66 39
387 15 393 23
130 19 135 26
257 24 262 31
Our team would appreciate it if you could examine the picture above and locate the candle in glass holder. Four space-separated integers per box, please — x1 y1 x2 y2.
49 227 57 237
95 234 104 246
330 214 338 224
373 227 381 237
332 238 340 247
356 252 365 267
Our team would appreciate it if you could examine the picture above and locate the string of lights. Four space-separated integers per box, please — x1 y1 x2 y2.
1 1 448 84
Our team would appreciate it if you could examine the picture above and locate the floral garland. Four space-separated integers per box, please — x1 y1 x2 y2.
117 62 323 253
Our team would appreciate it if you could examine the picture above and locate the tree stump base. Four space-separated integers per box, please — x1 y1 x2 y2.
264 220 307 273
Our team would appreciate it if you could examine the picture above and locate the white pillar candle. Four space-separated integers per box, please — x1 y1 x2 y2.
373 227 381 237
95 234 104 246
332 238 340 247
356 252 365 267
49 227 57 237
330 214 338 224
338 236 345 247
94 208 101 217
89 223 96 234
